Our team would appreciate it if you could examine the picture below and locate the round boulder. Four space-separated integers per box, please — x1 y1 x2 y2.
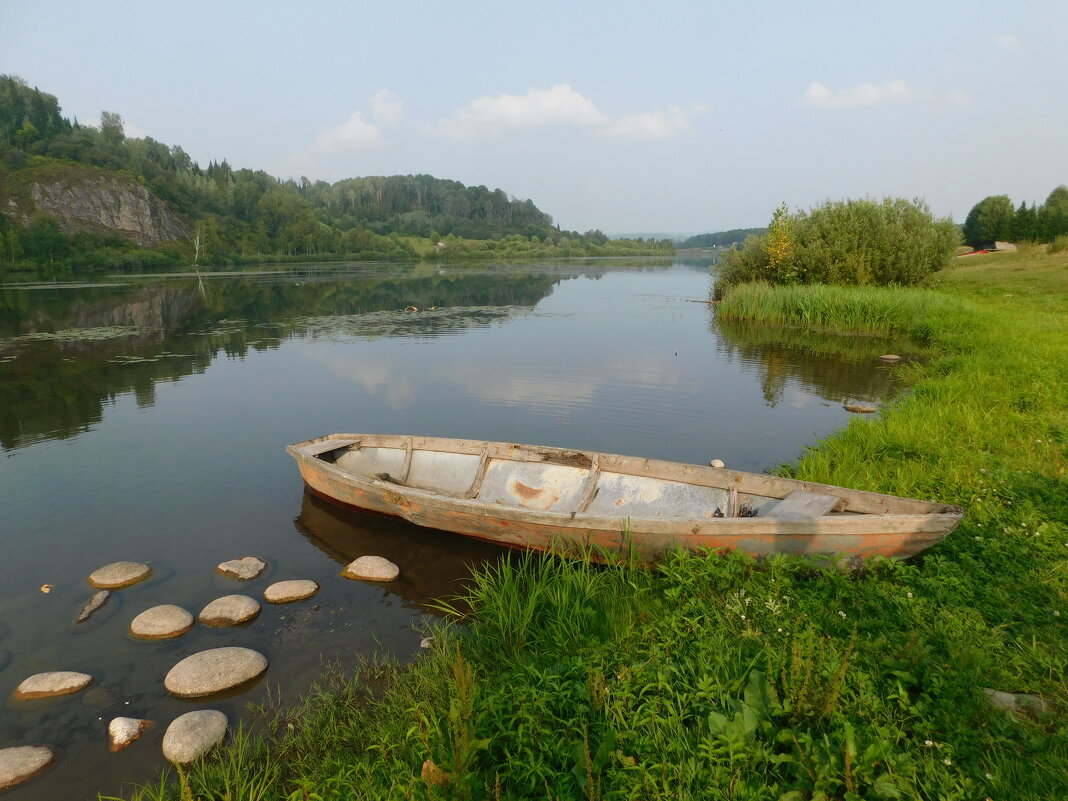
164 647 267 698
108 717 152 752
215 556 267 581
342 555 400 582
162 710 228 765
88 561 152 589
14 671 93 699
0 746 56 791
263 580 319 604
129 605 194 640
198 595 261 626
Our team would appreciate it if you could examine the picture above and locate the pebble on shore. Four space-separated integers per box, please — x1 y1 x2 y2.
162 710 228 765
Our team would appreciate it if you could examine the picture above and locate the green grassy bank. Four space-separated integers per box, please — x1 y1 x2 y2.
111 251 1067 801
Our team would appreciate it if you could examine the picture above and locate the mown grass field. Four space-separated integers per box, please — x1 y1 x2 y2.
110 250 1067 801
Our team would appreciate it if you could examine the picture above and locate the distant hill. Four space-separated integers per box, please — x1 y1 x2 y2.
679 227 766 249
0 75 671 275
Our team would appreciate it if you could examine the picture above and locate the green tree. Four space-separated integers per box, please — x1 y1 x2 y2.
100 111 124 144
1038 185 1068 241
962 195 1014 248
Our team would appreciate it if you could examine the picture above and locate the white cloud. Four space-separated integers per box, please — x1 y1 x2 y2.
370 88 404 126
994 34 1021 51
312 111 382 153
801 80 969 109
434 84 704 141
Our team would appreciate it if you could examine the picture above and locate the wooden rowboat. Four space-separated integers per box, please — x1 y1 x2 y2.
286 434 963 563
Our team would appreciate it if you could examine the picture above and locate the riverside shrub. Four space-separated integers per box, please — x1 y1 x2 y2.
715 197 960 297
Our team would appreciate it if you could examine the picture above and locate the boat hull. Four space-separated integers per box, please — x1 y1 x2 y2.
288 434 963 563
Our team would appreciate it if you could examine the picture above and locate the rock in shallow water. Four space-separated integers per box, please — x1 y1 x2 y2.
88 561 151 589
0 746 56 791
108 717 152 752
14 671 93 699
843 402 878 414
164 647 268 698
263 580 319 603
129 605 194 640
162 710 227 764
199 595 261 626
215 556 267 581
342 555 400 582
75 590 111 624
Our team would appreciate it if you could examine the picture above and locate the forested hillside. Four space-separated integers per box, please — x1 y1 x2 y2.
0 76 670 275
679 227 766 248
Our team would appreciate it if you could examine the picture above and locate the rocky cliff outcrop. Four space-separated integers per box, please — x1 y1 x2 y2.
26 175 190 247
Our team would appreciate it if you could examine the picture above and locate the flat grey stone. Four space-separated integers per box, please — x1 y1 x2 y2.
162 710 227 764
75 590 111 624
263 580 319 603
14 671 93 699
0 745 56 791
843 402 878 414
878 354 902 362
342 555 400 582
129 605 194 640
164 647 268 698
108 717 152 752
983 687 1050 715
199 595 261 626
88 561 152 589
216 556 267 581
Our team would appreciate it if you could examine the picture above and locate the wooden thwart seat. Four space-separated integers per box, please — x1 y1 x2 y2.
764 490 841 520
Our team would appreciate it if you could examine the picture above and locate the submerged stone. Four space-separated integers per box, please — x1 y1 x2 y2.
162 710 227 764
75 590 111 624
14 671 93 699
0 746 56 791
263 580 319 603
198 595 261 626
342 555 400 582
108 717 152 752
88 561 151 589
843 402 878 414
129 605 194 640
164 647 267 698
215 556 267 581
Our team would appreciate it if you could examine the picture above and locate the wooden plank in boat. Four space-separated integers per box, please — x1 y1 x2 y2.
764 490 841 520
303 438 361 456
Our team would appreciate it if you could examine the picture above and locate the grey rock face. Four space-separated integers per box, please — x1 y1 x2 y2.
263 580 319 603
164 647 268 698
14 671 93 699
75 590 111 624
342 555 400 582
29 176 190 246
129 605 194 640
216 557 267 581
162 710 227 764
199 595 261 626
88 561 152 589
0 746 56 791
108 717 152 752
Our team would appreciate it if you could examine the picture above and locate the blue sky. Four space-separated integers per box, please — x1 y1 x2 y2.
3 0 1066 234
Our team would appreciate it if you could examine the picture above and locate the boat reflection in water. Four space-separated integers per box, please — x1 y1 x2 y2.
293 490 510 613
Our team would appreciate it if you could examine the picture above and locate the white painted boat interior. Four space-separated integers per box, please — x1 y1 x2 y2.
332 444 744 519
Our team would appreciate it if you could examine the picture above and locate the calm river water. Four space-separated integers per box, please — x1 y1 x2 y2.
0 260 908 798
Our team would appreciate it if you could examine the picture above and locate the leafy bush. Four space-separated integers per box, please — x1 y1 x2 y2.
1048 234 1068 254
715 197 960 298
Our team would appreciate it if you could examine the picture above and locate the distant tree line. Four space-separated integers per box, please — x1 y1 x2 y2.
962 187 1068 249
679 227 766 249
0 76 670 275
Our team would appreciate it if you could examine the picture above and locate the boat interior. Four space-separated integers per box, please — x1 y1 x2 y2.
307 437 850 521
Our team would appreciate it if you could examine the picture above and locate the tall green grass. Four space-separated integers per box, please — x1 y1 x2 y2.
715 281 977 341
